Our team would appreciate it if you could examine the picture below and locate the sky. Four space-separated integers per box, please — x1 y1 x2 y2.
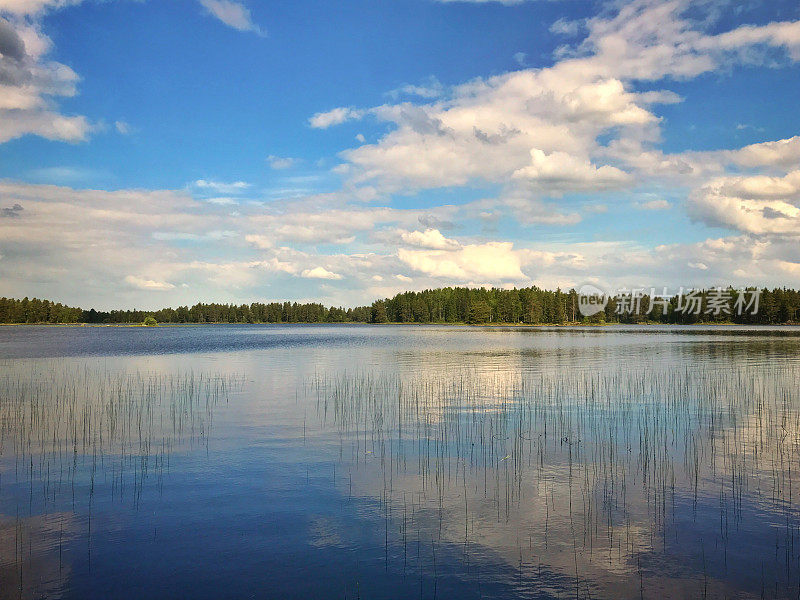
0 0 799 310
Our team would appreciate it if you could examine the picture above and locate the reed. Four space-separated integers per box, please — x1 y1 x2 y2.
0 364 239 596
307 362 800 598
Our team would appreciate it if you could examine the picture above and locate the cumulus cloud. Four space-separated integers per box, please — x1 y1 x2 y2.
512 149 631 191
398 243 526 281
576 0 800 81
398 230 527 281
399 228 461 250
726 136 800 169
301 266 342 280
0 15 91 143
296 1 800 292
310 0 800 218
330 73 661 194
688 171 800 236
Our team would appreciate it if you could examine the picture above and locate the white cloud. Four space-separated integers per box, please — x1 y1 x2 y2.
0 181 233 306
332 73 659 194
124 275 176 291
512 149 631 191
3 177 800 308
198 0 264 34
309 107 363 129
688 171 800 236
301 266 342 280
398 234 527 281
0 0 80 17
399 228 461 250
0 16 91 143
726 136 800 169
309 0 800 221
576 1 800 81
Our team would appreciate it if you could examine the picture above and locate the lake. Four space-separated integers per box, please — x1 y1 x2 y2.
1 324 799 599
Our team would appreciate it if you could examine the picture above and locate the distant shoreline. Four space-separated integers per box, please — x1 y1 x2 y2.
4 288 797 327
1 321 797 328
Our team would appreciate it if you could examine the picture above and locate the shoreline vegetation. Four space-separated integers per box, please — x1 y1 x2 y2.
1 285 799 326
3 321 796 329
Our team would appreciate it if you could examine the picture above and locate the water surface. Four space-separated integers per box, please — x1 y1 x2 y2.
1 324 799 599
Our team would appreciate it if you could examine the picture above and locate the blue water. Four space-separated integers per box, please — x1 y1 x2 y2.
1 324 799 599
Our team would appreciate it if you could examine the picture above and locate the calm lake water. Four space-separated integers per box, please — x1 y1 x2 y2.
1 324 800 599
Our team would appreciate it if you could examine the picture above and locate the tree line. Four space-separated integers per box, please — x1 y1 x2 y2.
1 285 799 325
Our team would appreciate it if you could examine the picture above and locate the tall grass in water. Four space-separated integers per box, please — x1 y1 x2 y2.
309 363 800 598
0 365 238 598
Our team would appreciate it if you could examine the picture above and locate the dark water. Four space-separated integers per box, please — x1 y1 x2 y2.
1 324 800 599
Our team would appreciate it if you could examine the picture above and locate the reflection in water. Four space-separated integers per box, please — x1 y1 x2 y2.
310 363 800 598
0 367 236 599
1 325 800 599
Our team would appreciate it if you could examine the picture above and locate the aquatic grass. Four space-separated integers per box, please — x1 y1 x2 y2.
0 365 239 597
0 366 240 503
307 362 800 598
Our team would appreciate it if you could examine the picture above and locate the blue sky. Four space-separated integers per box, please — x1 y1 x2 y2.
1 0 799 309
